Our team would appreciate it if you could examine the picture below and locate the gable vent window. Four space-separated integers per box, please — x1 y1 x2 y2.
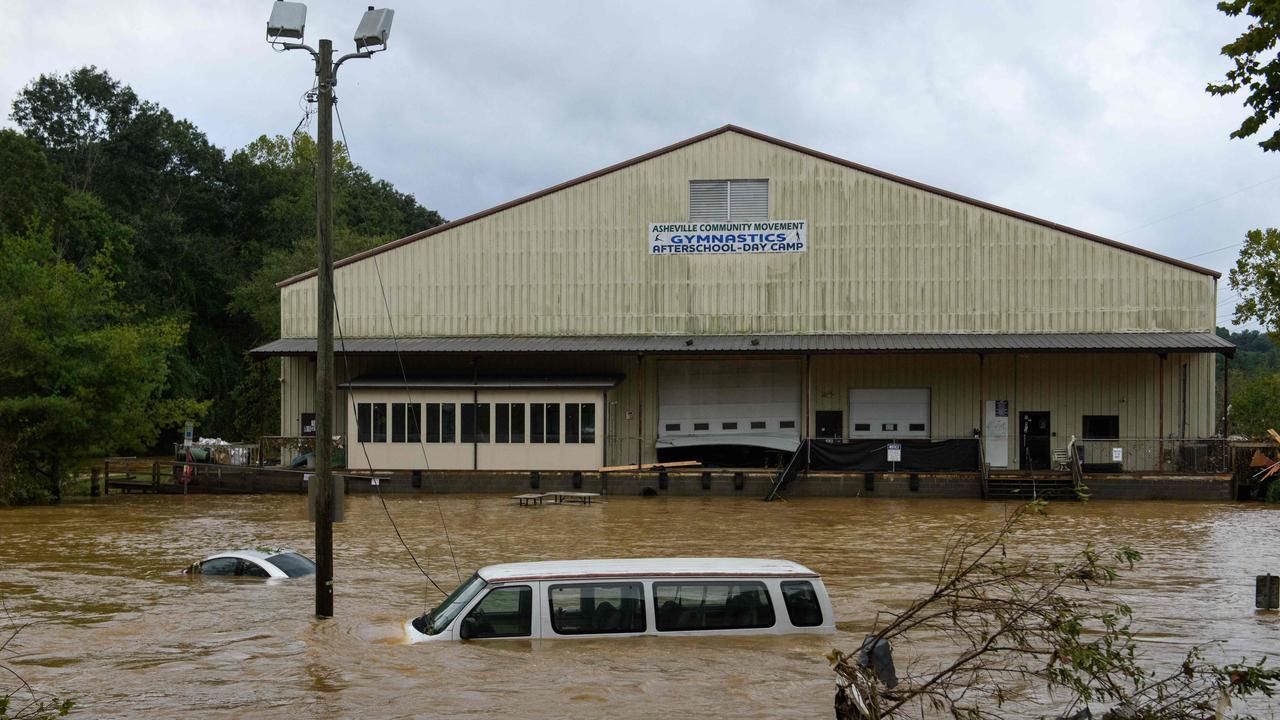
689 179 768 222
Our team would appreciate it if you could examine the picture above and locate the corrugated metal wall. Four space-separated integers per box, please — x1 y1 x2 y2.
810 351 1215 468
280 350 1216 467
280 130 1215 338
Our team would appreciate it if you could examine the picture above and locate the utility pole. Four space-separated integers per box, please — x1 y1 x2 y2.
314 36 336 619
267 1 396 620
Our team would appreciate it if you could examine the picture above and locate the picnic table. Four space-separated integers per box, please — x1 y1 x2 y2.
513 493 545 507
543 491 601 505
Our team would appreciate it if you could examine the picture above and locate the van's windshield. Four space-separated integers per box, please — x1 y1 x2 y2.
426 574 487 635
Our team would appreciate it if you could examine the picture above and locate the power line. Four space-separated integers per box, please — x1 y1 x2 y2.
1116 174 1280 238
334 100 463 588
1182 242 1242 261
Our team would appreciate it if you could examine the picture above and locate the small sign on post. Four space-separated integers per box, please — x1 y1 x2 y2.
887 443 902 463
1257 574 1279 610
183 422 194 447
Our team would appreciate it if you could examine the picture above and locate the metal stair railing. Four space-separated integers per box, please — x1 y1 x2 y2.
1070 442 1085 492
976 433 989 500
764 440 808 501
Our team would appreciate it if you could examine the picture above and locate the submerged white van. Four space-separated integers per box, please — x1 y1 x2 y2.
404 558 835 642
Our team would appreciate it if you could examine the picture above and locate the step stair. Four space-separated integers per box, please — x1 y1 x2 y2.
985 475 1079 501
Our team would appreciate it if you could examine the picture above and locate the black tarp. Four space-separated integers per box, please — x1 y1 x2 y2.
804 438 980 472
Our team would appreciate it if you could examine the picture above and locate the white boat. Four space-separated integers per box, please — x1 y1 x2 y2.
405 557 835 642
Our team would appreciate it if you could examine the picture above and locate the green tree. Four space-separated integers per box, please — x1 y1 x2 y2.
0 227 204 504
1231 373 1280 436
6 67 443 444
1229 228 1280 336
225 132 444 437
1208 0 1280 152
1210 4 1280 339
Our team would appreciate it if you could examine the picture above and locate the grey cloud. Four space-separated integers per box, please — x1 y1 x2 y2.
2 1 1277 328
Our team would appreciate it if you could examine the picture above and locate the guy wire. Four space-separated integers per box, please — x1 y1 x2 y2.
334 99 463 586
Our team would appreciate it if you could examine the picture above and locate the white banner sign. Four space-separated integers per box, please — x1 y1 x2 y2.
649 220 807 255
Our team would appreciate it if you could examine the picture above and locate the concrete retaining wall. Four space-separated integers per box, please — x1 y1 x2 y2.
1080 475 1234 501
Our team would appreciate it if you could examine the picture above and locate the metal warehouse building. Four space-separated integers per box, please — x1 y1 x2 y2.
251 125 1234 480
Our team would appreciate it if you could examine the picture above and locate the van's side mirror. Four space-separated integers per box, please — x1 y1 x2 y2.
459 615 479 640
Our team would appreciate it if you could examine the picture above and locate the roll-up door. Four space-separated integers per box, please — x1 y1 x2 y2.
849 388 930 439
657 359 801 452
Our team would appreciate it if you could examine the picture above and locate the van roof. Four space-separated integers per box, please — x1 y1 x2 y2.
477 558 819 583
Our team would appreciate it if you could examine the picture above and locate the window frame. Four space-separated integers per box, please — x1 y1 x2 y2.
580 402 595 444
510 403 525 443
356 403 372 443
780 580 824 628
391 402 407 443
689 179 769 222
547 582 647 636
496 403 510 443
530 403 545 443
406 403 421 443
545 403 560 443
1082 415 1120 439
652 580 777 632
462 584 533 639
371 402 387 443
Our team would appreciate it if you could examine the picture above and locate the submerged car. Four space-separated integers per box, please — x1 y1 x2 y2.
405 557 834 643
186 550 316 579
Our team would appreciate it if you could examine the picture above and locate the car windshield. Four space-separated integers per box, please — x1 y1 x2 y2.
266 552 316 578
428 574 487 635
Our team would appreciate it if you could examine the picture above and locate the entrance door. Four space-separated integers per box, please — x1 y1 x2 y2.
815 411 843 439
1018 411 1051 470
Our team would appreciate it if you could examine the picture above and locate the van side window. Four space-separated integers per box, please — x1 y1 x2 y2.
653 581 775 631
464 585 532 638
548 583 646 635
780 580 823 627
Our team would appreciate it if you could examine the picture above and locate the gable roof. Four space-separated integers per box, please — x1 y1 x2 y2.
277 124 1219 288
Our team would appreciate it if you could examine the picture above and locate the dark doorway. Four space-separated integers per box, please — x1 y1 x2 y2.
1019 411 1051 470
815 411 843 439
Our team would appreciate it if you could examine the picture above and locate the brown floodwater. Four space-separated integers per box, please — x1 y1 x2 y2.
1 494 1278 719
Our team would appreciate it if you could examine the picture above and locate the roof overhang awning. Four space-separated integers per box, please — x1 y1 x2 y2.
339 376 621 389
251 332 1235 358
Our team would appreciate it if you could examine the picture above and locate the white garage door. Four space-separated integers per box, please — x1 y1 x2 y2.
849 388 930 439
657 359 801 451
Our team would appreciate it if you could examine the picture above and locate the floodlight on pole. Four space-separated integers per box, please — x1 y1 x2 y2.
265 0 395 620
267 1 306 42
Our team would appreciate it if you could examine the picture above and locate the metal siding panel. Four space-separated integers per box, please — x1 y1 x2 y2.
277 131 1218 342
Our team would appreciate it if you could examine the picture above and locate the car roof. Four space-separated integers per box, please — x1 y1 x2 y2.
477 558 819 583
201 549 291 563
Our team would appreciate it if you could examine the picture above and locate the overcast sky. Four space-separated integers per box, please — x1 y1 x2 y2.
2 1 1277 329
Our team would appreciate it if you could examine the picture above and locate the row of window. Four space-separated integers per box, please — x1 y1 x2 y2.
664 420 797 432
853 422 926 432
463 580 822 639
355 402 596 445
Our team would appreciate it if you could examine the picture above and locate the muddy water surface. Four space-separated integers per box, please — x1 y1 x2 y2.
1 495 1278 718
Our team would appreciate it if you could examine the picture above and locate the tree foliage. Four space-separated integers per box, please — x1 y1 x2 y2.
1216 328 1280 437
0 66 444 489
1228 228 1280 337
0 227 204 503
831 502 1280 719
1208 0 1280 152
1230 372 1280 436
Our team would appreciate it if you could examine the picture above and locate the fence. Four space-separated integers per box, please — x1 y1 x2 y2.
1072 438 1230 473
259 435 347 467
